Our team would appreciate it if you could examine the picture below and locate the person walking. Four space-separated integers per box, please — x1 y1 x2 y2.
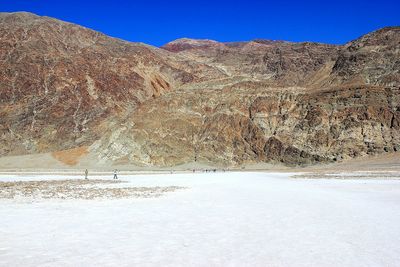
113 169 118 180
85 169 88 180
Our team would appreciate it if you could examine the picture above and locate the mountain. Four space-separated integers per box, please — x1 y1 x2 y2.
162 38 340 87
0 12 224 157
0 12 399 167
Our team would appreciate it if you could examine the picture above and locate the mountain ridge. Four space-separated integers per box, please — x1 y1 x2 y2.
0 12 399 167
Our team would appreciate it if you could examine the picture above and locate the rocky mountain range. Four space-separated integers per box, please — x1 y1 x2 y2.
0 12 399 167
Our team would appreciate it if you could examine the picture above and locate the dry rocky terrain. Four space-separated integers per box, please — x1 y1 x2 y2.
0 12 399 168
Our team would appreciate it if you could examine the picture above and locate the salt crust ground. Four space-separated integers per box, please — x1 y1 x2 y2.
0 179 184 200
1 172 400 266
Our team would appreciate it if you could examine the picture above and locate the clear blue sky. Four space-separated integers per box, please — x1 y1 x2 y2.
1 0 399 46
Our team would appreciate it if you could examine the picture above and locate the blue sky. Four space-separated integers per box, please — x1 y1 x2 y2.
1 0 399 46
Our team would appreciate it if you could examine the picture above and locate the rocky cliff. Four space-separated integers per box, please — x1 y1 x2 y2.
0 12 399 167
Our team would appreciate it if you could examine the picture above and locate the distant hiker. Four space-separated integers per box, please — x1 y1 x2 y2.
113 169 118 180
85 169 88 180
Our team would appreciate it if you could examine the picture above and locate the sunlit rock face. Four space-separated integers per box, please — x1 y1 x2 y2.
0 12 223 156
1 12 399 166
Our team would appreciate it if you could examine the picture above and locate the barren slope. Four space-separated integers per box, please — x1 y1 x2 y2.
95 28 399 166
0 12 399 167
0 12 224 157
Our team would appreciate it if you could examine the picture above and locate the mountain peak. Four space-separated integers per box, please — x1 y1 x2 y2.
161 38 224 52
0 11 41 23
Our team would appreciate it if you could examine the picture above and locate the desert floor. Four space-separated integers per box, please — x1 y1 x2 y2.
1 171 400 266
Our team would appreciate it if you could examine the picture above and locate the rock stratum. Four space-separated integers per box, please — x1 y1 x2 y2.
0 12 399 167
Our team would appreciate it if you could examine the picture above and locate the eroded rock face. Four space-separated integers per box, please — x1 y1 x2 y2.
162 38 340 87
0 12 399 166
329 27 400 86
0 12 223 156
93 85 399 166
